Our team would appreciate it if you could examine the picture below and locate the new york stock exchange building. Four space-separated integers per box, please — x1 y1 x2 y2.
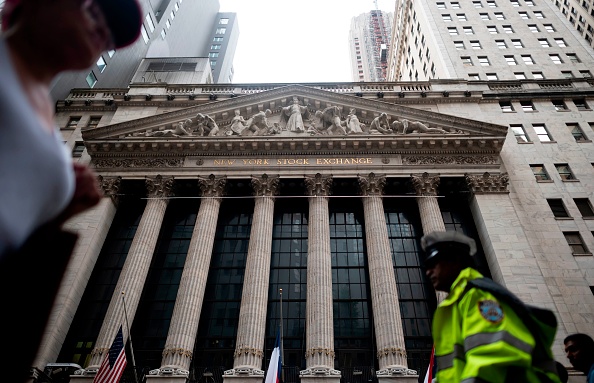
35 66 594 383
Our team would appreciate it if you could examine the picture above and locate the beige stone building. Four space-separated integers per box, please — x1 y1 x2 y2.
34 77 594 383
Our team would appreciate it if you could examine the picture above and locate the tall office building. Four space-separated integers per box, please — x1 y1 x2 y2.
40 0 238 101
387 0 594 81
349 10 394 82
549 0 594 49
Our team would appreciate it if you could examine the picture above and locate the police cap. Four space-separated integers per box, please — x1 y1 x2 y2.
421 231 477 265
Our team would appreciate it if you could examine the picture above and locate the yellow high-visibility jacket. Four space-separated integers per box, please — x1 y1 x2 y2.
432 268 561 383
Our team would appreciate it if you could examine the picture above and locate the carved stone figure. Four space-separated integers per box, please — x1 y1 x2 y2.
314 105 347 136
396 118 447 134
228 110 247 135
346 108 363 134
279 97 310 133
195 113 219 136
369 113 392 134
241 109 274 136
145 119 193 137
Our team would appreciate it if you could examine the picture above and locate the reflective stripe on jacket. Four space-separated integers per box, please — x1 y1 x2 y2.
432 268 560 383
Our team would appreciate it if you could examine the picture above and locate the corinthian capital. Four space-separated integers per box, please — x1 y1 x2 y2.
198 174 227 198
465 172 509 194
410 172 440 196
98 175 122 205
251 174 280 197
358 172 386 196
146 175 174 198
304 173 333 196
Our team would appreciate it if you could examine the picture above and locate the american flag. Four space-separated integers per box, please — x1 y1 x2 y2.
94 326 127 383
423 345 436 383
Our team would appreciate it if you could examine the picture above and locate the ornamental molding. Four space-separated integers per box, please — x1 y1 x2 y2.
251 174 280 197
146 175 174 198
403 155 499 165
148 367 189 376
358 172 386 196
377 347 407 358
224 367 265 376
92 158 183 168
465 172 509 194
411 173 440 196
304 173 333 196
98 175 121 204
198 174 227 198
376 366 418 377
233 346 264 359
162 347 192 358
300 367 341 376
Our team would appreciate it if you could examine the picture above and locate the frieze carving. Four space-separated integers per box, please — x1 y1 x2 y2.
304 173 333 196
376 367 418 377
402 155 498 165
304 348 336 358
93 158 183 168
198 174 227 198
98 175 121 202
146 175 174 198
299 367 341 376
251 174 280 197
233 346 264 358
377 347 407 358
223 367 265 376
358 172 386 196
411 173 440 196
465 172 509 194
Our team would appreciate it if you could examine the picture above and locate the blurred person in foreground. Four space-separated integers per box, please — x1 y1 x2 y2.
0 0 142 381
564 333 594 383
421 231 561 383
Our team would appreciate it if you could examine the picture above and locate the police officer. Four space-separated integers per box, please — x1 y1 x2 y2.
421 231 561 383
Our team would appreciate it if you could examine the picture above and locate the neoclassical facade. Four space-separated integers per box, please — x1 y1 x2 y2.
33 80 594 383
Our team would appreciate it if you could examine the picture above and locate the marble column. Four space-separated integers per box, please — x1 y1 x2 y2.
32 176 121 377
78 175 174 378
224 174 280 383
300 174 340 383
410 173 447 303
145 175 227 382
358 173 417 382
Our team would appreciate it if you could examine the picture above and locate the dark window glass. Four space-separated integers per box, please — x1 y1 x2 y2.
574 198 594 217
547 199 569 217
530 165 550 180
563 232 589 254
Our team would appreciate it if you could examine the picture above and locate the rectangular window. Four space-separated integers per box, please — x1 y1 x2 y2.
519 11 530 18
457 13 467 20
505 55 517 65
512 39 524 48
208 52 219 58
511 124 530 142
500 101 514 112
462 56 473 66
555 163 575 180
463 26 474 34
567 53 581 63
552 99 568 110
85 71 97 88
96 56 106 73
66 117 81 129
448 27 459 35
515 72 527 79
488 25 499 33
495 12 506 19
471 40 482 49
165 19 171 29
219 18 229 24
574 99 589 110
87 116 101 128
532 71 544 79
480 12 491 19
525 0 535 5
473 1 484 7
478 56 491 65
534 124 552 141
503 25 514 33
213 36 223 42
211 44 221 50
451 2 461 8
574 198 594 217
544 24 555 32
442 14 452 21
487 73 499 80
534 11 545 18
160 29 166 39
437 2 446 8
528 24 539 32
496 40 507 48
72 142 85 157
567 123 587 141
563 232 590 254
215 28 226 34
539 38 551 47
145 14 155 32
562 71 575 78
579 70 592 77
141 24 149 43
549 54 562 64
522 55 535 65
469 73 480 80
521 100 535 111
487 1 497 7
454 41 465 49
547 199 569 217
530 164 550 180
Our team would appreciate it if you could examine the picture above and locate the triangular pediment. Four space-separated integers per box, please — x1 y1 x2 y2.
83 84 507 156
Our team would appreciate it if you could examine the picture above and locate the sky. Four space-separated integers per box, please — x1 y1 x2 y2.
218 0 397 83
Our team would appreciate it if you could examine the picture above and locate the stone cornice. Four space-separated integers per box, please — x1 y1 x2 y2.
465 172 509 194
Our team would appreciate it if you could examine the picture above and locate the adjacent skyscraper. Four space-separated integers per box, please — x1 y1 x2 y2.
387 0 594 81
349 10 394 82
44 0 238 101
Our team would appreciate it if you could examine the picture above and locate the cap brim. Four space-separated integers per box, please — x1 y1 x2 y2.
97 0 142 49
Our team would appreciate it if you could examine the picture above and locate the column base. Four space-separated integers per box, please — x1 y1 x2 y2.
222 367 265 383
376 366 418 383
145 367 190 383
300 367 341 383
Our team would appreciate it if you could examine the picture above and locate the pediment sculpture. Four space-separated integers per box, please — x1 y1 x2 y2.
137 105 467 139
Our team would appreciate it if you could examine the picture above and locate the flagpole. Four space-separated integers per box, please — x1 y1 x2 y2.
279 288 284 383
121 291 139 383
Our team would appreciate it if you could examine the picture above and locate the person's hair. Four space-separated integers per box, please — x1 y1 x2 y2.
564 333 594 352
